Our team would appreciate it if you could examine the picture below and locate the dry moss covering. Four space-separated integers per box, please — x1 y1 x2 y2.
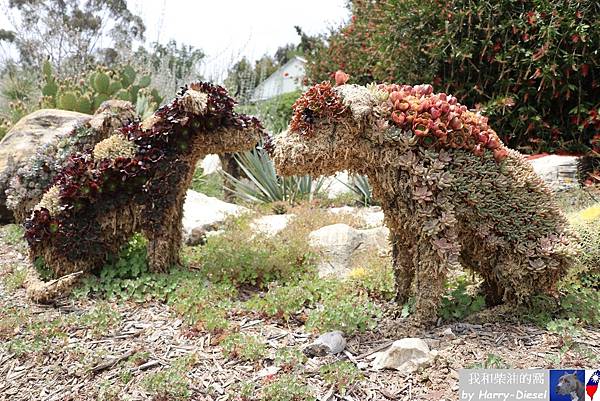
24 82 263 302
272 82 579 323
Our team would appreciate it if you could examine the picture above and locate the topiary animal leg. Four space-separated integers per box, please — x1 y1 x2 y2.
391 231 415 304
411 241 449 324
145 199 185 273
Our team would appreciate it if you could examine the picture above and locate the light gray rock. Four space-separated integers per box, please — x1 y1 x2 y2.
371 338 437 372
528 155 580 190
251 214 295 236
303 331 347 357
308 223 389 276
200 154 222 175
329 206 385 227
182 190 248 243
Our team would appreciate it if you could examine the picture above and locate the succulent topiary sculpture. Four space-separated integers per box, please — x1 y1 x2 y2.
271 80 579 323
24 82 263 302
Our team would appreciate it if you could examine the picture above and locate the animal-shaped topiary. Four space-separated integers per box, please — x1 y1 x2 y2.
24 82 263 302
270 80 579 323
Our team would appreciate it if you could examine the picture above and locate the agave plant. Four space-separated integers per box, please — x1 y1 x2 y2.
338 174 373 206
224 146 324 204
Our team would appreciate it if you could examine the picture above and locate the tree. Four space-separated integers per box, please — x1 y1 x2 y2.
1 0 145 75
133 40 205 100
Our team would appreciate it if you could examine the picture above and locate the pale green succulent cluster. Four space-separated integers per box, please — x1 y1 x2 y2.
92 133 137 161
34 185 62 216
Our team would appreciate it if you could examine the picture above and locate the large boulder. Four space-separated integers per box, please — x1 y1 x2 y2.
0 101 135 223
308 223 389 276
182 190 248 244
0 109 90 222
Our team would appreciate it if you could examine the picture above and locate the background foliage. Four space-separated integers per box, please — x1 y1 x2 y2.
304 0 599 154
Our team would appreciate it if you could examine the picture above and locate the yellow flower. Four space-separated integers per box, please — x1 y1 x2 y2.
349 267 367 279
579 204 600 221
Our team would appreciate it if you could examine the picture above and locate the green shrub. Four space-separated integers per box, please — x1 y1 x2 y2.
246 284 314 322
78 302 121 338
274 347 308 371
190 165 224 198
0 224 25 246
467 353 511 369
260 374 313 401
305 288 379 335
185 217 316 288
237 90 300 134
167 279 234 332
348 251 395 301
305 0 599 154
142 355 195 400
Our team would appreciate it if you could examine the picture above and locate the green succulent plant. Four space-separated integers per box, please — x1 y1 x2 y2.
40 61 163 115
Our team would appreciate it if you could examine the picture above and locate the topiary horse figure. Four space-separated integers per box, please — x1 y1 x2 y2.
24 82 263 302
270 80 579 323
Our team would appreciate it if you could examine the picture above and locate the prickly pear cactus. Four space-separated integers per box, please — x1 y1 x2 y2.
40 60 163 115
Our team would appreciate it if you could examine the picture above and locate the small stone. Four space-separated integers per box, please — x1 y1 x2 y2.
371 338 436 372
442 328 456 339
303 331 346 357
185 227 207 246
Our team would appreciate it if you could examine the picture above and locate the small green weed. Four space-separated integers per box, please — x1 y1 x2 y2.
190 165 224 198
228 380 255 400
78 302 121 338
142 354 196 400
221 333 266 362
274 347 307 371
305 288 379 335
0 224 25 246
320 361 363 396
467 353 510 369
246 284 314 322
260 374 313 401
167 279 234 333
185 217 315 288
439 274 485 321
348 250 395 301
2 266 27 293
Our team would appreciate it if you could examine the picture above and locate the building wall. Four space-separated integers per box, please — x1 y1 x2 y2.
251 57 305 101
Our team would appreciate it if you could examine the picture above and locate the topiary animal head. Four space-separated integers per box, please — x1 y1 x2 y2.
271 81 509 177
137 82 264 156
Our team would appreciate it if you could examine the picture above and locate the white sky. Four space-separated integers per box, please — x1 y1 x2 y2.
0 0 349 81
128 0 350 81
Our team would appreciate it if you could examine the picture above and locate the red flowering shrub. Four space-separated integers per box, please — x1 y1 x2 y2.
305 0 599 155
